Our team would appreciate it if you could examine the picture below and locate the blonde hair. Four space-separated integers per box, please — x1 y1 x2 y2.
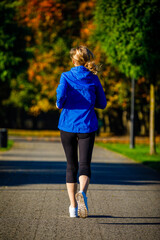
70 46 99 75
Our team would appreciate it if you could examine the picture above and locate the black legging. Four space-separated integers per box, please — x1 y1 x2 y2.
60 130 95 183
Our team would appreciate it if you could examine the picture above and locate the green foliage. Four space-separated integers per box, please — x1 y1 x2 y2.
0 0 29 82
0 0 159 136
0 140 14 151
0 0 32 122
10 0 84 114
3 73 37 111
94 0 160 79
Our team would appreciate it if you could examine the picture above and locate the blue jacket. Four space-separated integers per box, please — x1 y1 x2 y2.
56 66 107 133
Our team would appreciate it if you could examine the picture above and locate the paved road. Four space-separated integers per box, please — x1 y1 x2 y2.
0 139 160 240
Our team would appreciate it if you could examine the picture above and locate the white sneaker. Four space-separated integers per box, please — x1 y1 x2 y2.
76 191 88 218
69 205 78 218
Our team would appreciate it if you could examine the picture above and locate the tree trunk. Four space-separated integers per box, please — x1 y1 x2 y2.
130 78 135 148
149 83 156 155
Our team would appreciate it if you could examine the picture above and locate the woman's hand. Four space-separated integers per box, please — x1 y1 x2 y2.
56 103 59 109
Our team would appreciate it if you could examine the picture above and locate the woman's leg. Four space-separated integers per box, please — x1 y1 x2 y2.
76 132 95 218
60 131 78 208
78 131 95 194
66 183 77 207
79 175 89 194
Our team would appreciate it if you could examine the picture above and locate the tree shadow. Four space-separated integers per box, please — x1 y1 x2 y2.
88 215 160 225
0 160 160 186
142 161 160 172
99 223 160 225
90 162 160 185
88 215 160 219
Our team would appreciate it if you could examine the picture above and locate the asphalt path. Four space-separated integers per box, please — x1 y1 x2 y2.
0 138 160 240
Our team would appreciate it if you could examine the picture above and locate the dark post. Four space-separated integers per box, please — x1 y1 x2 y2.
130 78 135 148
0 128 8 148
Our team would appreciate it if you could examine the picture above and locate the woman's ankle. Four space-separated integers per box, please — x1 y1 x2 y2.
70 203 77 208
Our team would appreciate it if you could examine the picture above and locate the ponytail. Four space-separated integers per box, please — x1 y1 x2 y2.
70 46 99 75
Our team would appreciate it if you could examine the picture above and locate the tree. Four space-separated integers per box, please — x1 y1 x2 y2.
94 0 160 154
0 0 30 125
12 0 84 115
73 1 133 135
1 0 98 118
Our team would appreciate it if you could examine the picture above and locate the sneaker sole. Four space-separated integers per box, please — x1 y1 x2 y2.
76 192 88 218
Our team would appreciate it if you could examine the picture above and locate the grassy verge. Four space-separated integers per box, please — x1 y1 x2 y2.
0 140 14 151
8 129 114 138
8 129 60 137
96 142 160 172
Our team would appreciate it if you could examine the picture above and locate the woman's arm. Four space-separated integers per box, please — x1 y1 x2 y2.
56 74 68 109
94 77 107 109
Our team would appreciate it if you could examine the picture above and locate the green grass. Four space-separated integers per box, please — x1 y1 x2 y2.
96 142 160 172
0 140 14 151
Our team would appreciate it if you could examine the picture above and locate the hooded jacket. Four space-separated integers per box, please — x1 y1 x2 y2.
56 66 107 133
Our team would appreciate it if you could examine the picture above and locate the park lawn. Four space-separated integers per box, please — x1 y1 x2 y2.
0 140 14 151
96 142 160 172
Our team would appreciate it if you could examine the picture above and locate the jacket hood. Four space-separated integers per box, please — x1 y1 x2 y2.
70 66 93 82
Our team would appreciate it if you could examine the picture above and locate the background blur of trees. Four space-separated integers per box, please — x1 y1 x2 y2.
0 0 160 138
94 0 160 153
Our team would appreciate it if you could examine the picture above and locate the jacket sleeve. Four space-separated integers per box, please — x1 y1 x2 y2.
94 77 107 109
56 73 68 109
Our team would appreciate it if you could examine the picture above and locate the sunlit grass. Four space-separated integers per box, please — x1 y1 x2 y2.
8 129 60 137
96 142 160 172
0 140 14 151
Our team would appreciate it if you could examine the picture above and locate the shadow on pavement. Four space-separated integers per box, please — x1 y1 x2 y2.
0 160 160 186
88 215 160 226
99 223 160 225
142 161 160 172
88 215 160 219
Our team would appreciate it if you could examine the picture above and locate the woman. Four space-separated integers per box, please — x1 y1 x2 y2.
56 46 107 218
